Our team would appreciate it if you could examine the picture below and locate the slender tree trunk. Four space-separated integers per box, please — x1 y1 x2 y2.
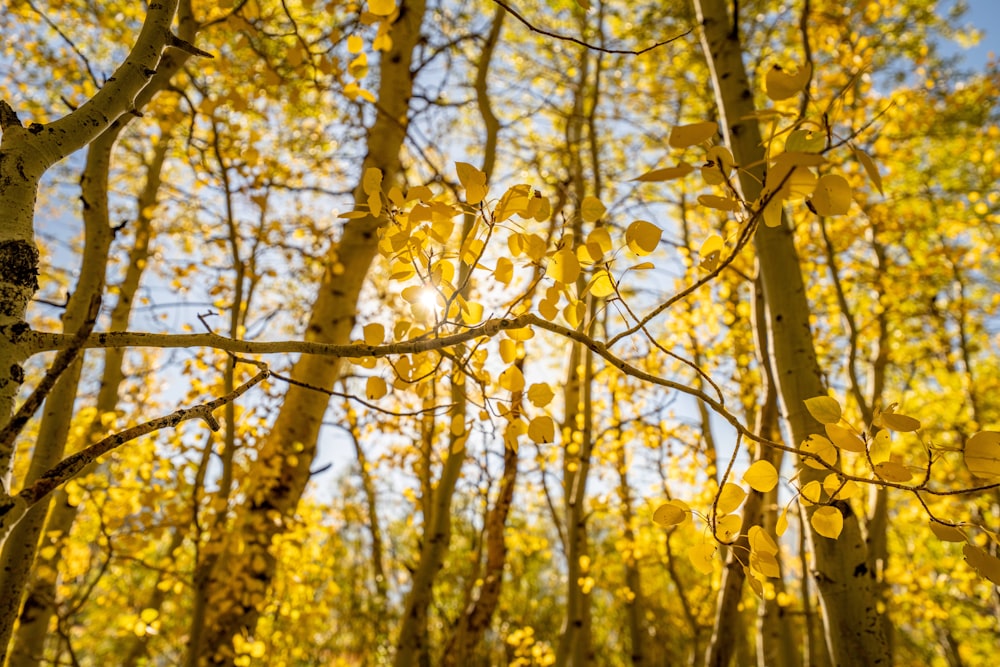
6 129 173 667
0 6 187 656
692 0 889 664
192 3 427 664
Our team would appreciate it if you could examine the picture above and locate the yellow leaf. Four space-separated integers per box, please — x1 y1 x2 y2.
549 247 581 284
929 521 966 543
853 147 884 195
652 500 690 527
825 423 864 452
874 461 913 483
668 121 718 148
765 63 811 100
365 376 387 400
880 411 921 433
965 431 1000 479
717 483 746 514
800 480 824 505
625 220 662 255
363 322 385 345
748 526 779 555
785 128 825 153
776 506 789 536
455 161 488 205
750 551 781 578
743 460 779 492
699 234 725 272
528 415 555 443
688 542 716 575
499 339 517 364
563 301 585 328
347 34 364 54
810 506 843 539
869 429 891 464
702 146 735 185
963 543 1000 586
494 256 514 285
810 173 852 216
716 514 742 541
527 383 555 407
800 434 837 469
461 300 484 325
140 608 159 624
496 184 534 221
804 396 842 424
580 196 606 223
362 167 382 195
368 0 396 15
499 365 525 393
697 194 741 211
587 270 616 298
632 163 694 182
587 227 612 254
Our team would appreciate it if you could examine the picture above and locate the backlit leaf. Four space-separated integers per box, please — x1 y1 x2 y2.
717 483 746 514
528 415 555 443
699 234 725 272
869 429 892 464
880 411 921 433
652 500 690 527
549 247 581 284
853 147 884 195
580 196 606 223
499 365 525 393
527 383 555 408
716 514 742 542
963 543 1000 586
874 461 913 483
751 551 781 578
455 161 488 205
825 423 865 453
688 542 716 575
810 506 843 539
965 431 1000 479
362 322 385 345
625 220 662 255
748 526 779 555
929 521 966 543
632 163 694 182
804 395 842 424
668 121 718 148
587 270 616 298
800 434 837 469
368 0 396 15
743 460 779 492
365 376 387 400
810 173 852 216
785 129 825 153
697 194 740 211
765 63 811 100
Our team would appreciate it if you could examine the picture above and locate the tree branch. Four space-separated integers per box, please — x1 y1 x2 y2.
491 0 690 55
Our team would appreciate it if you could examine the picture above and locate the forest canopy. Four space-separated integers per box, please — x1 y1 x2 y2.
0 0 998 665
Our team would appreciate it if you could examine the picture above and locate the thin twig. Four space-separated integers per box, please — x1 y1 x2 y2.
491 0 690 55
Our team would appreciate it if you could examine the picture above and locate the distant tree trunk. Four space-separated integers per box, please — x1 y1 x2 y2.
191 2 427 664
692 0 890 664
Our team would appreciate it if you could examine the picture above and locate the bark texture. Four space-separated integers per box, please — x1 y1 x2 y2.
691 0 890 664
